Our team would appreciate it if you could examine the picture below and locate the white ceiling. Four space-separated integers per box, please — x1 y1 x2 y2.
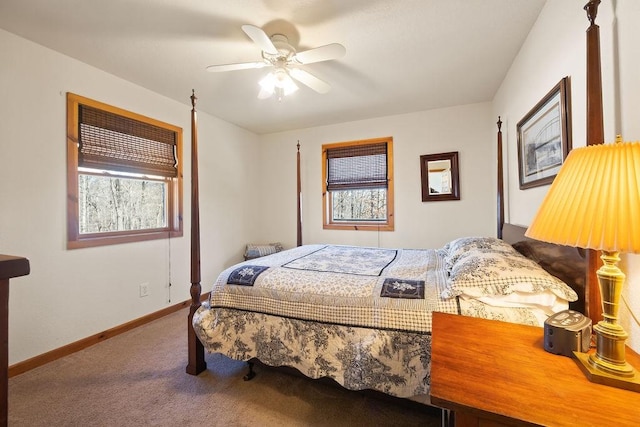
0 0 545 134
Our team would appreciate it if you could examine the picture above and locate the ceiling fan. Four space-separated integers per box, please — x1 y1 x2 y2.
206 25 346 100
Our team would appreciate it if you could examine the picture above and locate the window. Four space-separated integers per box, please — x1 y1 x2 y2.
66 93 183 249
322 137 394 231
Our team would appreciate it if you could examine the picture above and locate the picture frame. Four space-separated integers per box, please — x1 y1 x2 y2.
517 77 572 189
420 151 460 202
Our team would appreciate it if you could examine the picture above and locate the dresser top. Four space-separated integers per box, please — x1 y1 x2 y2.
431 312 640 427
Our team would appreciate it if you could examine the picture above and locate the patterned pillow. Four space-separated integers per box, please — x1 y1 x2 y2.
442 236 515 271
244 242 283 260
441 249 579 301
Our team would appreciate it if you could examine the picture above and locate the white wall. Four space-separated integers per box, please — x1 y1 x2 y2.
493 0 640 353
258 102 496 249
0 28 260 364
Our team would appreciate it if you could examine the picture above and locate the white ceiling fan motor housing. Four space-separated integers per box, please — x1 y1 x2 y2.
263 34 296 64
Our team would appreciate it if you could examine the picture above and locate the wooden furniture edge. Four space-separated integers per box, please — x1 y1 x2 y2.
1 254 30 427
430 312 545 427
0 255 30 281
431 311 640 426
9 293 209 378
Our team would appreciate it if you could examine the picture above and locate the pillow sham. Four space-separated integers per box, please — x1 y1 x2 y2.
442 236 515 270
244 242 284 260
441 249 578 302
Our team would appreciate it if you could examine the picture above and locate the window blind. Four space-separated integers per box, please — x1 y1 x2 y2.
78 104 178 177
326 142 388 191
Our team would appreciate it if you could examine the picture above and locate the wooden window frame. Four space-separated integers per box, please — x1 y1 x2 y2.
322 137 394 231
66 93 183 249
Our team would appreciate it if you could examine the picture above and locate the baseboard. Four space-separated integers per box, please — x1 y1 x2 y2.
8 292 210 378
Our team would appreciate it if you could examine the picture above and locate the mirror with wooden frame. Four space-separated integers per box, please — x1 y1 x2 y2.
420 151 460 202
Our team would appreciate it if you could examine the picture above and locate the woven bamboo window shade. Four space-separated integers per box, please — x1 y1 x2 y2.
326 142 388 191
78 104 178 177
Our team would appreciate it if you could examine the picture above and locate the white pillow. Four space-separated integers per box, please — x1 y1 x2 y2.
460 290 569 315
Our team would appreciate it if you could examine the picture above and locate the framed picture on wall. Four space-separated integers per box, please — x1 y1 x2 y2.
420 151 460 202
517 77 572 189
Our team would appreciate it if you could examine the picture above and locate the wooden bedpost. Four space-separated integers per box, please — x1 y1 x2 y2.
584 0 604 323
496 117 504 239
585 0 604 146
186 90 206 375
296 141 302 247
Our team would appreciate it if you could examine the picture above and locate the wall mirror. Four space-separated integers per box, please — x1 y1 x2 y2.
420 151 460 202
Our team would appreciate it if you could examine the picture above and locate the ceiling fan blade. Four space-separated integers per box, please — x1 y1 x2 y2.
294 43 346 64
241 24 278 55
289 68 331 94
205 61 269 72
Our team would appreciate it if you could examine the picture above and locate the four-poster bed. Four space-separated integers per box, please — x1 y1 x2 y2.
184 113 587 401
185 0 603 403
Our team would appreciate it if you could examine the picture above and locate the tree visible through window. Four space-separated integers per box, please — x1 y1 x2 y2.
66 93 183 249
322 137 394 231
331 189 387 221
78 173 168 233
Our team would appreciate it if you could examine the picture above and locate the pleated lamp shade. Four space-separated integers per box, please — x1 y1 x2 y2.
525 138 640 254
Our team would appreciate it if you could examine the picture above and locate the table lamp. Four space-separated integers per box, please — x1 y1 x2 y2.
526 136 640 392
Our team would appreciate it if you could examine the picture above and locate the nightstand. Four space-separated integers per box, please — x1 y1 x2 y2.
430 312 640 427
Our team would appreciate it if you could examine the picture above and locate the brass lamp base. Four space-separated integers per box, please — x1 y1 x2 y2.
574 351 640 393
571 250 640 393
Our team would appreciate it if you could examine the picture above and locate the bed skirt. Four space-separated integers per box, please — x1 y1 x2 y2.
193 304 432 399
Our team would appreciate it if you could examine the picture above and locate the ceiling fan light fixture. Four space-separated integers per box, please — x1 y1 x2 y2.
277 70 299 95
258 72 276 93
207 25 345 99
258 69 298 100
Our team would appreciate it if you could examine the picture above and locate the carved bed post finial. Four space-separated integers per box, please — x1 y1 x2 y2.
584 0 601 26
190 89 197 109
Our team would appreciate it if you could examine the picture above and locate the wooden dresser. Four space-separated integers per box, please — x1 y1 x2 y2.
430 311 640 427
0 255 30 427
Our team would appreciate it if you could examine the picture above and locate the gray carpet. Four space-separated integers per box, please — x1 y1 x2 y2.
9 308 442 426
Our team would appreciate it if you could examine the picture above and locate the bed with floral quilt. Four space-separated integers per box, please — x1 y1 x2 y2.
192 237 579 402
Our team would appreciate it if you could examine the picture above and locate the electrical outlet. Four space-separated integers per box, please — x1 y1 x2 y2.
139 282 150 297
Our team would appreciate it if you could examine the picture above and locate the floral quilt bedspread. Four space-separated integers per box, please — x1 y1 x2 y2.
206 244 456 332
